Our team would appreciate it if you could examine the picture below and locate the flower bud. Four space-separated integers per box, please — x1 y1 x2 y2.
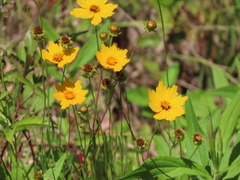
34 170 43 180
174 129 185 142
1 6 10 17
31 26 45 41
193 132 203 146
81 63 97 78
58 35 74 50
134 137 148 151
6 2 17 10
99 32 108 41
79 105 88 113
101 78 111 90
109 24 121 36
48 161 56 168
145 20 157 32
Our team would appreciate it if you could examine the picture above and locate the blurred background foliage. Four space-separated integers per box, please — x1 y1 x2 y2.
1 0 240 128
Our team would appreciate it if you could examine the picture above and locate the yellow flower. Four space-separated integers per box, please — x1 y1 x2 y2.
52 78 88 109
148 81 188 121
39 41 79 68
95 43 130 72
70 0 118 26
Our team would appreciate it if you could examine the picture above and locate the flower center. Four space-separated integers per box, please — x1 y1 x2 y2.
53 53 64 62
64 90 76 100
136 138 144 147
161 100 171 110
107 56 117 66
90 5 100 13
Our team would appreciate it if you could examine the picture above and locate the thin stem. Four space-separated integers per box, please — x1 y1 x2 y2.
189 146 199 160
156 0 169 87
51 168 56 180
147 121 160 158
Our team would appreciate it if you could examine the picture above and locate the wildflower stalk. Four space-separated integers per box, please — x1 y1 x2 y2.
51 168 56 180
189 146 199 160
147 121 160 158
129 30 146 61
156 0 169 87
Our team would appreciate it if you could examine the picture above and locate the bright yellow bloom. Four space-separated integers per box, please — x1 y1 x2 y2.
95 43 130 72
39 41 79 68
148 81 188 121
70 0 118 26
52 78 88 109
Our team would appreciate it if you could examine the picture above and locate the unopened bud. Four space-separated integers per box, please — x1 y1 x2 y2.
146 20 157 32
174 129 185 142
193 132 203 146
99 32 108 41
31 26 45 41
109 24 121 36
58 35 73 50
79 105 88 113
1 7 10 17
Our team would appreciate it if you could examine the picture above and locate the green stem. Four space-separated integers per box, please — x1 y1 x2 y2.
189 146 199 160
156 0 169 87
51 168 56 180
147 121 160 158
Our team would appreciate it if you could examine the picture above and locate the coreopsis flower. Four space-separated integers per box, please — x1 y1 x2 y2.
52 78 88 109
39 41 79 68
148 81 188 121
95 43 130 72
70 0 118 26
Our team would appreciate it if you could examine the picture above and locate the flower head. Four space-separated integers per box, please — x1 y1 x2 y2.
81 63 97 78
148 81 188 121
134 137 148 151
174 129 185 142
95 43 130 72
39 41 79 68
70 0 118 26
31 26 45 41
52 78 88 109
193 132 203 146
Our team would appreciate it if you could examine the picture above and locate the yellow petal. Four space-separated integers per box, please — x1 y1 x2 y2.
70 8 94 18
77 0 90 8
99 4 118 18
91 13 102 25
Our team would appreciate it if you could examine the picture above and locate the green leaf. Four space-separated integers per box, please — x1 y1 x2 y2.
44 154 66 180
117 156 212 180
0 91 10 100
212 66 229 88
42 18 60 41
12 116 49 132
235 57 240 78
206 85 240 98
184 91 208 166
13 73 45 98
126 87 149 107
2 127 15 145
216 89 240 154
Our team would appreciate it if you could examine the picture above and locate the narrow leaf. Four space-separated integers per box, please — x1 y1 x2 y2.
44 154 66 180
12 116 49 132
184 91 208 166
216 89 240 154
